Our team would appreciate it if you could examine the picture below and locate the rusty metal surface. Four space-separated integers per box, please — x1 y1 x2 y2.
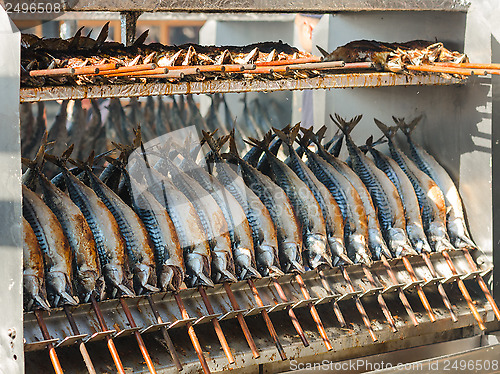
19 73 465 103
23 250 496 373
5 0 469 12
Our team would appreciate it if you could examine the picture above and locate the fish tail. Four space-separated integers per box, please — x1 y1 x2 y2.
330 113 362 136
243 129 274 151
272 123 300 146
374 118 399 139
392 115 423 136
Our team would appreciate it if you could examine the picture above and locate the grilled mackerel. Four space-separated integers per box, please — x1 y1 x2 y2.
396 117 474 249
23 185 78 307
23 217 51 311
333 114 415 258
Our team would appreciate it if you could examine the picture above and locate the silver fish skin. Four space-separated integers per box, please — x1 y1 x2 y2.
333 115 415 258
299 138 372 266
177 152 262 280
364 137 432 254
154 156 238 283
121 168 185 292
276 127 351 266
23 217 51 311
224 146 304 274
22 185 78 307
85 168 158 295
60 165 135 298
130 161 213 288
397 117 474 249
250 139 332 270
312 134 391 261
38 172 104 302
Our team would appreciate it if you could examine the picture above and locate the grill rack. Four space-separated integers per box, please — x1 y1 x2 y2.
24 249 496 373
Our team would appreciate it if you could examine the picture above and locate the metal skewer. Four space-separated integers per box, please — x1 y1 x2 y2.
295 274 333 350
362 266 398 332
89 295 126 374
146 295 184 371
340 267 378 342
421 253 458 322
317 269 348 328
173 293 212 374
401 256 437 322
441 251 486 330
198 286 235 364
247 279 287 360
271 278 309 347
462 248 500 321
223 282 260 359
119 299 157 374
63 306 96 374
34 310 64 374
380 256 419 326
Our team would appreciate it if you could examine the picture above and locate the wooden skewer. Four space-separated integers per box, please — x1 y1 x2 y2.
119 299 157 374
295 274 333 350
223 282 260 359
255 56 322 66
34 310 64 374
441 251 486 330
173 293 211 374
95 63 157 76
89 295 126 374
380 256 419 326
401 256 437 322
29 67 75 77
434 62 500 70
146 295 183 372
462 248 500 321
105 67 169 77
362 266 398 333
421 253 458 322
405 64 478 76
198 287 235 364
317 269 348 328
72 66 100 75
133 71 186 79
343 62 375 69
94 62 119 71
63 306 97 374
271 278 309 347
340 267 378 342
247 279 287 360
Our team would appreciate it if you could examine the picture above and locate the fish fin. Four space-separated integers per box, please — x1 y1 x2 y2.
131 30 149 49
316 45 329 58
34 295 51 311
221 129 241 162
268 266 284 277
198 273 215 288
291 260 306 274
60 291 78 306
220 269 238 283
95 22 109 49
117 284 136 297
330 113 362 135
339 253 355 266
374 118 398 139
243 265 262 280
68 26 84 50
142 284 160 293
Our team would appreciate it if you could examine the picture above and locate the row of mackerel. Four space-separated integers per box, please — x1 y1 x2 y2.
332 114 415 258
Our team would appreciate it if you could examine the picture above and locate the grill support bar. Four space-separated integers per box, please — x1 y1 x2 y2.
34 310 63 374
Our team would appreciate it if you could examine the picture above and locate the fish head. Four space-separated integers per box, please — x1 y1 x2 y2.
368 228 392 260
406 226 432 253
447 218 476 249
427 222 454 252
256 244 283 277
304 233 332 269
348 234 372 266
159 264 184 292
23 275 50 311
45 271 78 306
387 228 416 257
327 236 352 264
77 270 99 296
133 263 159 294
280 242 305 273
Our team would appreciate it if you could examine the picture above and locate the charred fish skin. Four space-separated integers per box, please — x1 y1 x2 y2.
22 185 78 307
224 141 305 274
119 166 185 292
396 117 474 249
58 164 135 299
311 129 391 261
177 148 262 281
38 172 104 302
132 162 213 288
298 130 372 266
332 114 414 258
275 126 351 267
23 217 51 311
249 136 332 270
154 156 238 284
363 135 432 254
85 167 158 295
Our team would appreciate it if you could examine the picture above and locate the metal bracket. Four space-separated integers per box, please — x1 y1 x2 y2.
460 270 483 281
381 284 404 294
481 267 493 278
139 322 171 334
193 314 221 326
441 274 462 284
422 277 445 288
360 287 384 298
55 334 88 348
218 310 246 321
83 330 116 343
112 327 141 339
244 306 270 317
268 301 295 313
402 280 425 291
291 298 319 309
313 295 339 305
24 338 59 352
167 318 197 329
337 290 362 301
